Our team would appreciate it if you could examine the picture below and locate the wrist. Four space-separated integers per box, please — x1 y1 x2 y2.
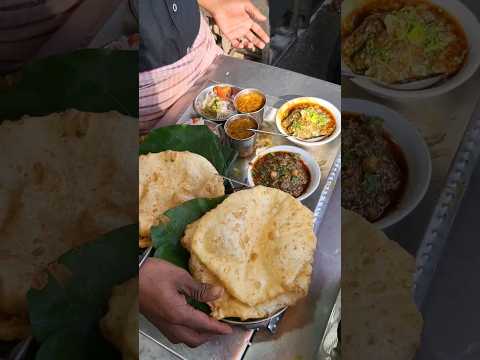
198 0 221 16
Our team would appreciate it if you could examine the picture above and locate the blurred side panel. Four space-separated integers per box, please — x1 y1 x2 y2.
0 1 139 359
341 0 480 358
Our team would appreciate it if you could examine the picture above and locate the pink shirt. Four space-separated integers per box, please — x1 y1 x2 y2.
139 15 222 133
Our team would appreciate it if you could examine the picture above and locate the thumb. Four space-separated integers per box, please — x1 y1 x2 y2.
245 3 267 22
178 274 224 302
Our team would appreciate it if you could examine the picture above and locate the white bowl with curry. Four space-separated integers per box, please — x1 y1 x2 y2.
275 97 341 147
247 145 321 202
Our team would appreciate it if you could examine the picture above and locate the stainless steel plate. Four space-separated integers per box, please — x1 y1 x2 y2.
222 307 288 332
192 84 240 122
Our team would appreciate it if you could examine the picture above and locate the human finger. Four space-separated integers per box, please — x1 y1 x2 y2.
180 306 232 335
175 274 231 333
241 37 254 50
237 38 245 49
251 22 270 44
232 38 241 48
233 37 246 49
177 271 224 302
245 2 267 22
245 31 265 49
225 21 253 41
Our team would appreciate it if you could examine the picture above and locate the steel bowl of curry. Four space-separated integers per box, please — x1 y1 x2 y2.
234 88 266 126
225 114 259 158
247 145 321 201
275 97 341 147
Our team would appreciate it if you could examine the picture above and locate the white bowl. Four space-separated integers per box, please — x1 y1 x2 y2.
342 0 480 99
275 97 341 147
247 145 321 202
342 98 432 229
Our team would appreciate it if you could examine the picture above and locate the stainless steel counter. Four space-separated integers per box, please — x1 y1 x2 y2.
158 55 341 127
140 55 341 360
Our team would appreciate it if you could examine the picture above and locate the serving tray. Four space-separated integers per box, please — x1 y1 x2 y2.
139 83 341 360
179 87 341 218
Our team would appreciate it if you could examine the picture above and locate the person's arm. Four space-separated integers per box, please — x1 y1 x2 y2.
139 258 232 348
198 0 270 50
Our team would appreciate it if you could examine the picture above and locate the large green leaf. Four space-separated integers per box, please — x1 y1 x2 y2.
151 197 226 313
151 197 226 268
139 125 237 175
27 224 138 359
0 49 138 120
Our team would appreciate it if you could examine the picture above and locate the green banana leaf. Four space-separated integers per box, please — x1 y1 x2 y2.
151 197 226 313
27 224 138 360
0 49 138 120
139 124 237 175
151 197 226 268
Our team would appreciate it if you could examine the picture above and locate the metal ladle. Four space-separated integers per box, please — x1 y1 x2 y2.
247 128 329 142
218 175 251 188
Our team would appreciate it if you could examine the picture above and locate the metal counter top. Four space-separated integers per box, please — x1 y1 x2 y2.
158 55 340 127
140 55 341 360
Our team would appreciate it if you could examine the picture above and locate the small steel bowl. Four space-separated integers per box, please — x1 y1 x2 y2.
222 306 288 331
224 114 258 158
233 88 266 127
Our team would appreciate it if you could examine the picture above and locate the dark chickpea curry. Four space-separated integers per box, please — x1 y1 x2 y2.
252 152 310 198
341 112 407 222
